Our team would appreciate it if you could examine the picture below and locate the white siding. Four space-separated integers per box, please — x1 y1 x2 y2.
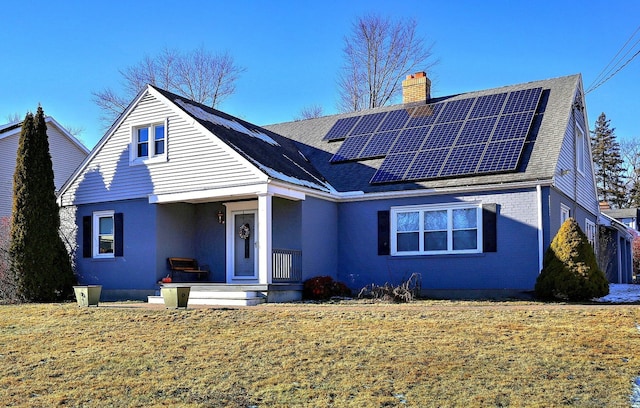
61 92 265 206
0 135 18 218
553 109 599 216
0 124 88 218
48 125 88 191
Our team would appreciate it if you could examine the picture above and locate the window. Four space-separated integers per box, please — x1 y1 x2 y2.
93 211 114 258
560 204 570 225
585 219 597 247
391 203 482 255
576 123 585 174
131 121 166 164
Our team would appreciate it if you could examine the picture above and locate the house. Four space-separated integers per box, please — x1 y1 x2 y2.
601 206 640 232
598 212 634 283
58 72 609 303
0 117 89 218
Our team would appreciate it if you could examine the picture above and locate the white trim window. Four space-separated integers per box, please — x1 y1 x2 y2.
575 122 585 175
585 219 597 247
131 120 167 164
391 203 482 256
93 210 114 258
560 204 571 224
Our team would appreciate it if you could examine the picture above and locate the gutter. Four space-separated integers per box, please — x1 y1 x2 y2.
284 178 555 203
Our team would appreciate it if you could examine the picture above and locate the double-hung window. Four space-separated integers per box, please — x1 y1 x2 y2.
391 203 482 255
560 204 571 224
131 121 166 164
585 219 597 247
93 210 114 258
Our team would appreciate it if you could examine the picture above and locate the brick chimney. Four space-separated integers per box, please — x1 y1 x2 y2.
402 71 431 104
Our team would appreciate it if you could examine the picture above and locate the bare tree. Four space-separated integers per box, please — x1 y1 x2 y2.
4 113 22 124
620 137 640 206
93 46 245 126
295 104 324 120
337 14 436 112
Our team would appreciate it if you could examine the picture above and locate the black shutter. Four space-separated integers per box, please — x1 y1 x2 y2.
82 216 92 258
114 213 124 257
378 210 390 255
482 204 497 253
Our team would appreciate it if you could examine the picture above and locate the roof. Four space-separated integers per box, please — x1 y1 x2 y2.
151 86 331 192
265 74 582 194
0 117 89 154
602 208 639 220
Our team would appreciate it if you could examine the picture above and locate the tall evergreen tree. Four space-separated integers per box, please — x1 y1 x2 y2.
590 112 626 208
9 107 75 302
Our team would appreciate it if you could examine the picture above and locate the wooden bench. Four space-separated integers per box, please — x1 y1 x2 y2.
167 257 209 281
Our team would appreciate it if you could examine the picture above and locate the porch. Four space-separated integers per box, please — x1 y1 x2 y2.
151 184 306 288
147 282 304 306
149 248 304 306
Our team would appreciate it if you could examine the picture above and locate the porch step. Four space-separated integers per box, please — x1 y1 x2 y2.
147 289 266 307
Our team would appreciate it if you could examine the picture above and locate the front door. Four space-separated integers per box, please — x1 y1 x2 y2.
232 211 257 279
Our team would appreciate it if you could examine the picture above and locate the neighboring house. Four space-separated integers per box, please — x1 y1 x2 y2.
58 73 611 303
601 206 640 232
0 117 89 218
598 212 634 283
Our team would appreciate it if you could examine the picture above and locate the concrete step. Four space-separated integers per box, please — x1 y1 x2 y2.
147 292 266 307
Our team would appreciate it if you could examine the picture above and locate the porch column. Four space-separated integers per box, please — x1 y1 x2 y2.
258 193 273 284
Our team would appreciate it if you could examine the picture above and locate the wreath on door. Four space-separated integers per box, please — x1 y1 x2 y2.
239 223 251 240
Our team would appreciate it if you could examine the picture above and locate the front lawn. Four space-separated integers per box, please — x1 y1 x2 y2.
0 301 639 407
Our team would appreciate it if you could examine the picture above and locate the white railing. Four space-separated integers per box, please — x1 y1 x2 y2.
272 249 302 282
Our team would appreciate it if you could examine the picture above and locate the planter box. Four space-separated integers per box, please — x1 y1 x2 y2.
73 285 102 307
161 287 191 309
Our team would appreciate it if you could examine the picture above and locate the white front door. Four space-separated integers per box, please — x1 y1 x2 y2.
233 211 257 279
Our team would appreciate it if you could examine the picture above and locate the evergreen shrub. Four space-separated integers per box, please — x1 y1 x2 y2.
535 218 609 301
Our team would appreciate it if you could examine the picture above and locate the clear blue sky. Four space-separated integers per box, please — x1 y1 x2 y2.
1 0 639 149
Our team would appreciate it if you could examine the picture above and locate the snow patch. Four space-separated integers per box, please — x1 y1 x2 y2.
631 377 640 407
593 284 640 303
175 99 280 146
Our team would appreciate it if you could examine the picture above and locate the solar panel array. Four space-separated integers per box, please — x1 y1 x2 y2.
324 87 542 184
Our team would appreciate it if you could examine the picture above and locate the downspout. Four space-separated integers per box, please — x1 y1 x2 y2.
537 184 544 272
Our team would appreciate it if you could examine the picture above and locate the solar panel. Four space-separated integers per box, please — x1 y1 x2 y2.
405 103 443 128
330 134 371 162
326 85 543 184
392 126 431 153
405 148 450 180
477 139 525 173
422 122 462 150
491 111 535 141
436 98 474 123
323 116 360 141
359 130 400 159
370 152 415 183
503 87 542 114
350 112 387 136
378 109 411 132
439 144 485 177
456 117 497 146
469 93 508 119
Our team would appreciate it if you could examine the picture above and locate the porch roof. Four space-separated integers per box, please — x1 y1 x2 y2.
149 182 305 204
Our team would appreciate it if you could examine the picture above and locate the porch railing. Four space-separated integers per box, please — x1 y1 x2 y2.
272 249 302 282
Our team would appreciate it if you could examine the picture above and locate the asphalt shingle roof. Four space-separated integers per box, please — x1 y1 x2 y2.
152 86 331 192
265 74 581 193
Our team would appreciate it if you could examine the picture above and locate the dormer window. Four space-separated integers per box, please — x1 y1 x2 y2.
131 121 167 164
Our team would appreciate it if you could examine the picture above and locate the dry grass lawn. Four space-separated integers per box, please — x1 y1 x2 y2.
0 301 639 407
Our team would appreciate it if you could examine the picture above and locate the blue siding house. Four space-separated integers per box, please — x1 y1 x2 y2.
58 73 609 303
